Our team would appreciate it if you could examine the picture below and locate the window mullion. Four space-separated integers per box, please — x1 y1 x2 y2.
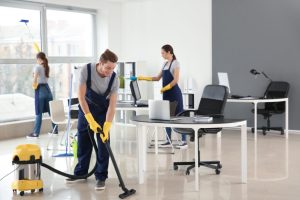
41 5 48 54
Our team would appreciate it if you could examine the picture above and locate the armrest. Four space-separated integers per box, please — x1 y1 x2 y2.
176 110 196 117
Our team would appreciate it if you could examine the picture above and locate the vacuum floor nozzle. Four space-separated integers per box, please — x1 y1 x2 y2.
119 189 136 199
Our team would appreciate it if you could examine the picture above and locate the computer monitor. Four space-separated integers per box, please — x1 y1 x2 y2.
217 72 231 94
130 80 141 104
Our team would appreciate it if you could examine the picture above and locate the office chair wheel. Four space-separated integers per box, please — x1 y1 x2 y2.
186 170 190 175
281 130 284 135
262 130 267 135
215 169 221 175
173 165 178 170
251 128 254 133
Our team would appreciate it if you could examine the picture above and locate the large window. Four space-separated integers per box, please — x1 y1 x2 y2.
47 10 93 57
0 64 35 97
49 63 85 99
0 6 41 59
0 2 96 123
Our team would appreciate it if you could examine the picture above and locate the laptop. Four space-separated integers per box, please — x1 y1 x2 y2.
149 100 171 120
217 72 249 99
130 80 148 107
148 100 184 121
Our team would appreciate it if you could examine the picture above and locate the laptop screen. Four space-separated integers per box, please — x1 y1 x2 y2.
130 80 141 102
217 72 231 94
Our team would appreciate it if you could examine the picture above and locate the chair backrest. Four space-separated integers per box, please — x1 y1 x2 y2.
264 81 289 98
170 101 178 117
172 85 228 136
68 98 79 119
196 85 229 116
264 81 289 112
196 85 228 134
49 100 66 123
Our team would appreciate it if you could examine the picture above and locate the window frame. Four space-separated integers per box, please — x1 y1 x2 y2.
0 0 97 64
0 0 97 123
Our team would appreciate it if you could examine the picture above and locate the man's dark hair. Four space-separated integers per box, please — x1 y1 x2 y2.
100 49 118 63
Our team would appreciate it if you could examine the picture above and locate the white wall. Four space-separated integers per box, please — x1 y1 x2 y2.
119 0 212 104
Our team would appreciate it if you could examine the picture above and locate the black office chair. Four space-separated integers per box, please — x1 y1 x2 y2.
67 97 79 119
170 101 178 117
173 85 229 175
252 81 289 135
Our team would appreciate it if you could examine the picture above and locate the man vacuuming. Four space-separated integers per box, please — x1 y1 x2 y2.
66 49 119 190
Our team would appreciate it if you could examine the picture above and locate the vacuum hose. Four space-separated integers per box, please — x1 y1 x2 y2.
41 127 136 199
41 128 98 180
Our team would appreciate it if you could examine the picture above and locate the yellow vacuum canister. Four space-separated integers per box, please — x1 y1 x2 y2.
11 144 43 196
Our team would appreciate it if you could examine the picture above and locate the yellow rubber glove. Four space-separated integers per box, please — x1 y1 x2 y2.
32 82 38 90
160 84 172 93
100 121 112 143
138 76 152 81
84 113 101 134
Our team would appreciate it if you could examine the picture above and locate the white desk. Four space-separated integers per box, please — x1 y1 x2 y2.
131 115 247 191
71 102 149 112
227 98 288 140
116 102 149 111
71 102 149 129
115 102 149 127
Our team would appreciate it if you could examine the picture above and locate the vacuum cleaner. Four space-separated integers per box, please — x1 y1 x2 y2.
11 128 136 199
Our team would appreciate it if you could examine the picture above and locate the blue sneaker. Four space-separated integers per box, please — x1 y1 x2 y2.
48 131 58 136
175 142 188 149
159 141 172 148
26 133 39 139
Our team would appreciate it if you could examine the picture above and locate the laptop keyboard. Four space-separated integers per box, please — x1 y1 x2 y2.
135 103 148 107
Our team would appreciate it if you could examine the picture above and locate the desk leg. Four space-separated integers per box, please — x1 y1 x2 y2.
137 124 144 184
217 131 222 161
142 126 147 171
285 99 289 139
155 126 158 154
254 138 257 179
194 128 199 191
285 139 289 178
254 102 257 140
241 123 247 183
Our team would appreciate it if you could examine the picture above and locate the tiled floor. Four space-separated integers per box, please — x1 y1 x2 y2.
0 126 299 200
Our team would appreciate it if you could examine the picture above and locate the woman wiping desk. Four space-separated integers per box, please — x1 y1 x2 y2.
130 44 187 149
